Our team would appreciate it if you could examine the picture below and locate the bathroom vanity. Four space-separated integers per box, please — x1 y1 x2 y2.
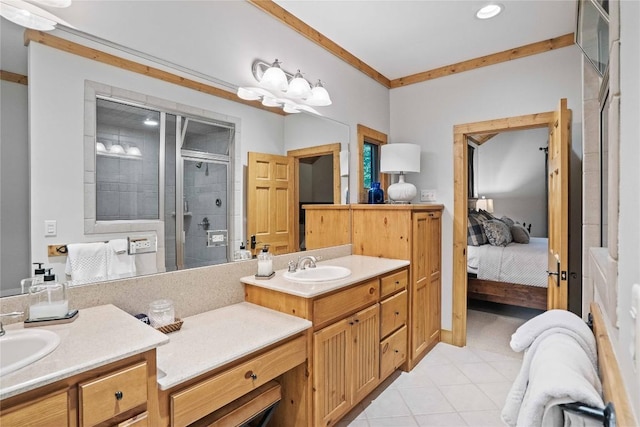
0 304 168 426
242 255 411 427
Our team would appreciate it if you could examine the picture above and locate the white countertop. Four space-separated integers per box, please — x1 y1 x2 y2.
0 304 169 400
240 255 410 298
155 302 311 390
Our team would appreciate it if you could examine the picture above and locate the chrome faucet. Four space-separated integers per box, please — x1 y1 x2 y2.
0 311 24 337
297 255 318 270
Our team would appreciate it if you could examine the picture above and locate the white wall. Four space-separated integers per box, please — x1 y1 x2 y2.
0 81 29 295
390 47 583 329
616 0 640 415
477 128 548 237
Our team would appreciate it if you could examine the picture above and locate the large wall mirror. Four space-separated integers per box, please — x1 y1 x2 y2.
1 23 350 297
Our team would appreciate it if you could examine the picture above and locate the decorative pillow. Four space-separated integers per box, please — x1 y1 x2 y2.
511 223 530 243
476 209 495 222
482 219 513 246
500 216 515 227
467 213 488 246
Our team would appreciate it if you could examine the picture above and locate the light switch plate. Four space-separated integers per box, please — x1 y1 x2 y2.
420 189 437 202
44 220 57 236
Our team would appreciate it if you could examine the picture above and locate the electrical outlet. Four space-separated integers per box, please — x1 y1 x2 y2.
128 234 157 254
420 189 437 202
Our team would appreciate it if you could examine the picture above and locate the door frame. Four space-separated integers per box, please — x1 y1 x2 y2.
287 143 341 251
451 108 560 347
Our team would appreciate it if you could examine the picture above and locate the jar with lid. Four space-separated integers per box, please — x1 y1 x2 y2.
148 299 175 328
257 245 273 277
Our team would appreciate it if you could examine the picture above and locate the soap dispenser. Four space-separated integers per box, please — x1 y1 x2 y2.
256 245 274 278
28 269 69 320
20 262 45 293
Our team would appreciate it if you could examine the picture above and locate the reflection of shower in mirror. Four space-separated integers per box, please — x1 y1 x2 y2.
195 162 209 176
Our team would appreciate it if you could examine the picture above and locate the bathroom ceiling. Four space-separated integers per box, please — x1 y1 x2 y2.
273 0 577 81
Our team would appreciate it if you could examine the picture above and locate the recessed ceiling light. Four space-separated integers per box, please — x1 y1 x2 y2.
476 3 503 19
143 118 158 126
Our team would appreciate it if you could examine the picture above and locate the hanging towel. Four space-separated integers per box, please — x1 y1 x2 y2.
106 239 136 279
502 310 600 427
518 334 603 427
65 242 108 285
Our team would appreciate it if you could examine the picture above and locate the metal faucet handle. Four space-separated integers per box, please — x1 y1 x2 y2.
288 260 297 272
0 311 24 337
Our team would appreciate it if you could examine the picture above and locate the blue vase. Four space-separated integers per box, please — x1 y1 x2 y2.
368 182 384 204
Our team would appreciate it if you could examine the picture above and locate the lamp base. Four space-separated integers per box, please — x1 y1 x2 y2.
387 175 417 203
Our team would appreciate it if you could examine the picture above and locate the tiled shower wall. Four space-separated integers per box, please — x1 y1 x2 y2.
96 124 160 220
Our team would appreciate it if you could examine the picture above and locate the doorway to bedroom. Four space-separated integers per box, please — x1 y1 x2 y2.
451 99 572 347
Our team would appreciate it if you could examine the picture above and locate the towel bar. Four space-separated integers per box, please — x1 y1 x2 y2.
559 401 616 427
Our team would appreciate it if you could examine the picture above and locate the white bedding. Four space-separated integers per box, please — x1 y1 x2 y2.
468 237 548 288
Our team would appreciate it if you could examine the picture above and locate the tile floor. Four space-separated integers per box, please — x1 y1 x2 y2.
336 303 540 427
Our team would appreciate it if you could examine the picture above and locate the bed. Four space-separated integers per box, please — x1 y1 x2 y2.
467 237 548 310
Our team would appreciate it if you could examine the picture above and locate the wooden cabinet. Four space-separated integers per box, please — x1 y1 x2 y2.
0 350 158 427
313 304 379 427
303 205 351 250
351 205 443 370
245 266 408 427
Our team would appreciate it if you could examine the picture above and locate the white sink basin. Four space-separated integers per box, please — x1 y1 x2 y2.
0 329 60 376
283 265 352 282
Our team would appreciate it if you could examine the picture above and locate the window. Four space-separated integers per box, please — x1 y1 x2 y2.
357 124 388 203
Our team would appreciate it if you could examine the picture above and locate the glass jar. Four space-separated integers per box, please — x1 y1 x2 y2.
368 182 384 204
148 299 175 328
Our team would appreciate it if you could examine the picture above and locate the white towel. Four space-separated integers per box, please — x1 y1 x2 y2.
518 334 603 427
510 309 598 366
65 242 108 285
502 310 599 427
106 239 136 279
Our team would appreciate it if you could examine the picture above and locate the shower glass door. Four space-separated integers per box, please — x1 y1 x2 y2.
165 115 233 271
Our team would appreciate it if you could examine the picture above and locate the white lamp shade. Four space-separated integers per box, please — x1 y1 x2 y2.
476 197 494 213
380 143 421 174
306 82 332 106
236 87 261 101
287 71 312 99
0 0 73 29
259 63 288 92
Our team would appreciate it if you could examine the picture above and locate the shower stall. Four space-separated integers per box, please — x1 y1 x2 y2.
95 98 234 272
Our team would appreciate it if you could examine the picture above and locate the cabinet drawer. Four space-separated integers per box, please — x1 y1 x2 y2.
380 269 408 298
380 325 407 380
0 389 68 427
171 335 306 427
118 412 148 426
79 361 148 427
380 290 408 339
314 279 379 327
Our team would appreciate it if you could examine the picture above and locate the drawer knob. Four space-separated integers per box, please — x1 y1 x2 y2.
115 391 123 401
395 281 400 285
395 311 400 315
245 370 257 380
394 349 399 353
369 287 375 295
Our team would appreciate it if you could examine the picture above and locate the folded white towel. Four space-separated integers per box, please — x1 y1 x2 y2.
518 334 603 427
510 309 597 366
106 239 136 279
65 242 108 285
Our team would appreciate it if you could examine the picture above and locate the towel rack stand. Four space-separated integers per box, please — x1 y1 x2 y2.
559 401 616 427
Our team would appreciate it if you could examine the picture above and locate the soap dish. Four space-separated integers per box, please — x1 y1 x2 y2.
155 318 183 334
255 272 275 280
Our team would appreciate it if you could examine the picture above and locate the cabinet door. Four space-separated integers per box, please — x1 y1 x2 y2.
0 390 68 427
313 319 351 427
351 304 380 404
411 212 431 359
426 212 442 344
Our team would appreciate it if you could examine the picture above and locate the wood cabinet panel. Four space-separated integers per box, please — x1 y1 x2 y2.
304 206 351 250
351 304 380 404
380 269 408 298
0 389 68 427
79 362 148 427
380 326 408 380
380 290 408 339
351 209 412 260
170 335 306 427
314 279 379 327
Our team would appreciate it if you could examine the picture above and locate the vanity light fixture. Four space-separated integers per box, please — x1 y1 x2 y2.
143 118 159 126
236 59 332 115
476 3 504 19
96 141 143 159
0 0 74 31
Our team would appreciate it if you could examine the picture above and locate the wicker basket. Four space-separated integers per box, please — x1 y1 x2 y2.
155 318 183 334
